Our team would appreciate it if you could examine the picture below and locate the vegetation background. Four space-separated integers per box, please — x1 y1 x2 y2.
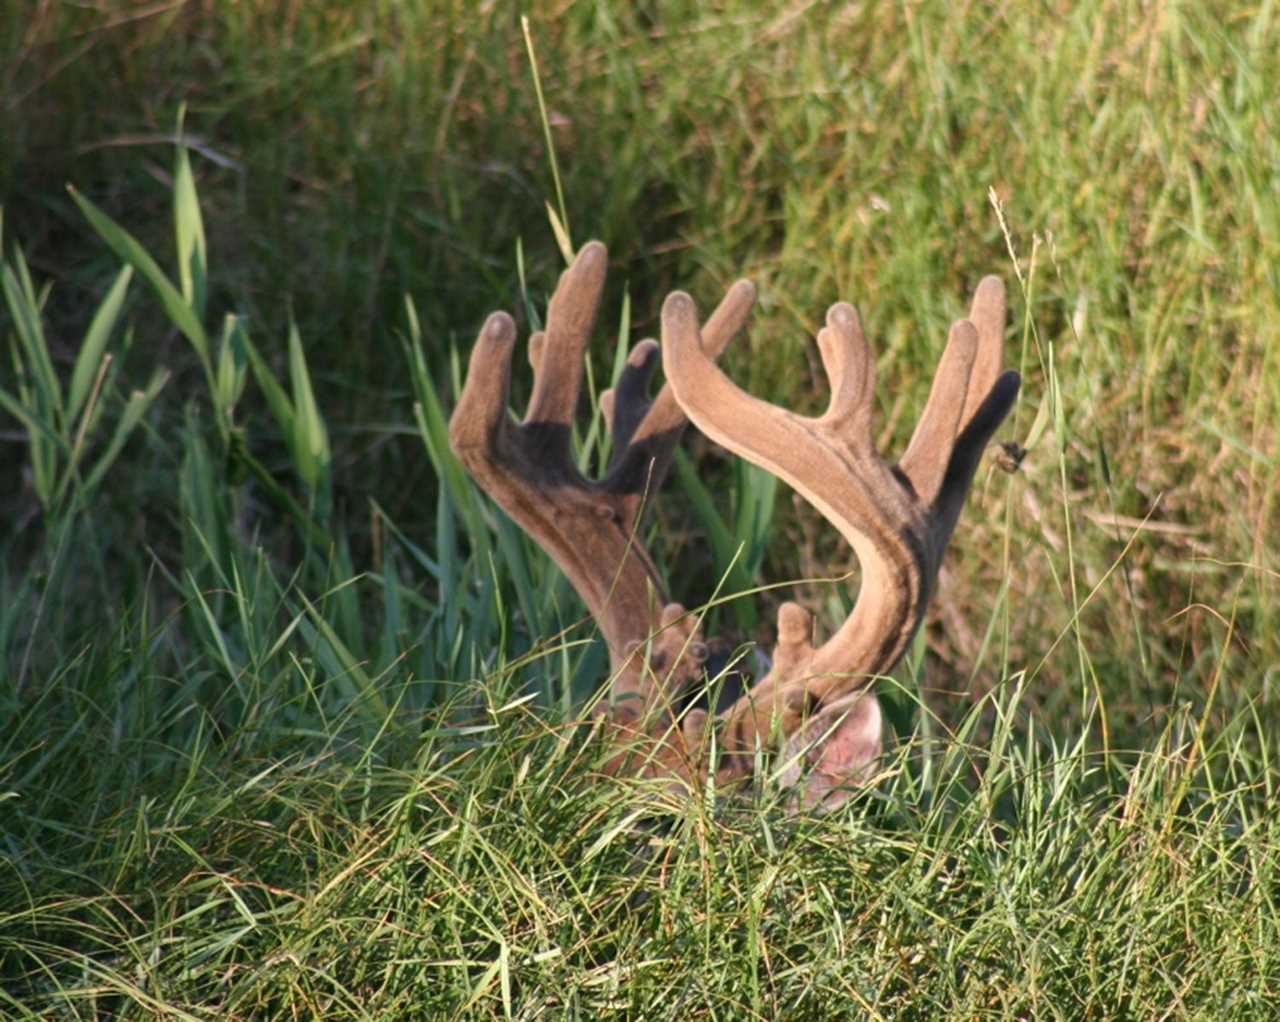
2 1 1277 1017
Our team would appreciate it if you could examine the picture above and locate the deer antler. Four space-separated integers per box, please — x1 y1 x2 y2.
449 240 1019 807
661 279 1019 806
447 242 755 735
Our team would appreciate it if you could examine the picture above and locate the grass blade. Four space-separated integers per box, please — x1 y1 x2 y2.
0 385 70 458
287 319 329 491
239 324 296 442
674 448 755 632
67 264 132 424
173 113 208 320
80 368 171 496
68 184 211 371
297 586 389 722
2 255 62 427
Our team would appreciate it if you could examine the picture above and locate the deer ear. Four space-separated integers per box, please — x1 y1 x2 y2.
778 691 882 811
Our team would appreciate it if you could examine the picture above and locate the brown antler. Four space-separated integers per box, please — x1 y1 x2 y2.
661 279 1019 806
449 240 1019 806
447 242 755 731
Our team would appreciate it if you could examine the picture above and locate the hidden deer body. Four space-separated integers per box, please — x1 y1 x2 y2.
449 242 1019 808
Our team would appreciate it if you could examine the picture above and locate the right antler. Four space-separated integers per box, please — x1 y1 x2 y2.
661 282 1019 806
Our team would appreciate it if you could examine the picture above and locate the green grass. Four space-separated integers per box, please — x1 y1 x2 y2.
2 0 1278 1017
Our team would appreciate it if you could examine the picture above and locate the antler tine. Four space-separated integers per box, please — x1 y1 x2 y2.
816 302 875 437
897 319 980 508
901 280 1021 541
602 279 757 496
661 282 1019 792
449 311 519 456
963 276 1008 427
524 241 608 431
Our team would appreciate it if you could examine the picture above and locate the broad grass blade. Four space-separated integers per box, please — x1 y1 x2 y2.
69 185 211 369
2 253 62 426
287 320 329 490
68 265 132 423
173 121 208 320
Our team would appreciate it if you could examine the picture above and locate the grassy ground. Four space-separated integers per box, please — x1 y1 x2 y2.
2 1 1278 1017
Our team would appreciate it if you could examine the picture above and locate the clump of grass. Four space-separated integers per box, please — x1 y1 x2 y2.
4 658 1277 1018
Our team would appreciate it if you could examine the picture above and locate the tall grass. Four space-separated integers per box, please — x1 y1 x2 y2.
2 1 1278 1017
5 1 1275 714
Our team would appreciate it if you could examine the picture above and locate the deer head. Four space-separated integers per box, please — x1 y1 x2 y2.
448 241 1019 809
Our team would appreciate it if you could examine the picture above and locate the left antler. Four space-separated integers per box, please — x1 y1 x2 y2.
447 243 754 758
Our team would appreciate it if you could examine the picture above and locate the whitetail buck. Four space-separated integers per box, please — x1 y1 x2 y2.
449 242 1019 808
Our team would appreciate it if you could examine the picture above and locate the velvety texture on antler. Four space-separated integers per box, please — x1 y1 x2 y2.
448 242 755 732
661 281 1019 806
449 240 1019 807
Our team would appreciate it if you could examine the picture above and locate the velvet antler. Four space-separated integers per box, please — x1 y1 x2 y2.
661 280 1019 806
448 243 754 772
450 242 1018 806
